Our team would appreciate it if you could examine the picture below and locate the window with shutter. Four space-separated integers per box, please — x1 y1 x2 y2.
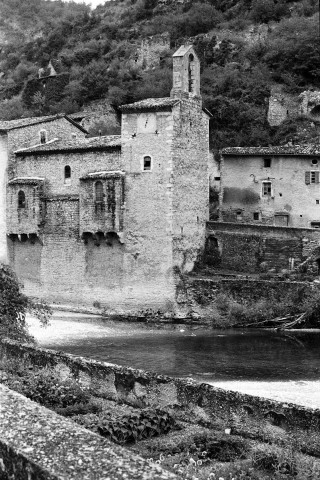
305 172 311 184
307 171 320 184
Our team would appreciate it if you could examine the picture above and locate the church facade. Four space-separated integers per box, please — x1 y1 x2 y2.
6 46 210 313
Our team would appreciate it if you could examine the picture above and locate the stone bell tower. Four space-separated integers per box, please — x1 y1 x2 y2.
170 45 201 100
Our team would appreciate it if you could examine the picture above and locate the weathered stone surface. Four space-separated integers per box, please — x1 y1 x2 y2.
0 384 176 480
1 339 320 435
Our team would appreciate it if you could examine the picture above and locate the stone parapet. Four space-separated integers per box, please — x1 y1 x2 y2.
0 384 175 480
1 339 320 434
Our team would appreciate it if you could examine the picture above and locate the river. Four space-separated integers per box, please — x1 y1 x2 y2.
27 311 320 409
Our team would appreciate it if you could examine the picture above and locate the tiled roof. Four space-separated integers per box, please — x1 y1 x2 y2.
120 97 179 112
15 135 121 155
80 170 125 180
0 114 87 133
222 145 320 156
8 177 44 185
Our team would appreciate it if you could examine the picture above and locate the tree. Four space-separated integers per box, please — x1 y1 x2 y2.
0 264 51 343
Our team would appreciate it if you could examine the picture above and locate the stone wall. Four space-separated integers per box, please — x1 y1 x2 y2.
1 339 320 434
205 221 320 272
8 117 87 178
136 33 170 70
0 384 174 480
172 98 209 272
121 109 176 310
0 134 8 263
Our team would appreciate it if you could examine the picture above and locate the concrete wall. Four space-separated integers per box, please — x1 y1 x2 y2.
221 154 320 228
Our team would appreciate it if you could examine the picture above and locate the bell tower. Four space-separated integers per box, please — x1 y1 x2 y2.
170 45 201 100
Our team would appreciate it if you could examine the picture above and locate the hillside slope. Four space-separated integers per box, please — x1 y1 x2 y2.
0 0 318 148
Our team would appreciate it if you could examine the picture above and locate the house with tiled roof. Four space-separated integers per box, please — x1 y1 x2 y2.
6 46 210 312
220 146 320 228
0 114 87 263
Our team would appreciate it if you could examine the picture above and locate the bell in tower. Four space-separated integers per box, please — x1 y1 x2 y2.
170 45 201 99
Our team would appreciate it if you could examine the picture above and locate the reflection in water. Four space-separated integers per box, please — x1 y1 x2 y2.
28 315 320 383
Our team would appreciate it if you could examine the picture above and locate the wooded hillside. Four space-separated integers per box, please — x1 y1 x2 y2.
0 0 318 148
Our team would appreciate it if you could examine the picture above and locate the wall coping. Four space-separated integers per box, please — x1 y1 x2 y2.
207 221 320 235
1 339 320 433
0 384 175 480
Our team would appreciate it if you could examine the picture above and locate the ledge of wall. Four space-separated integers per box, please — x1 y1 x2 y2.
0 384 175 480
1 339 320 435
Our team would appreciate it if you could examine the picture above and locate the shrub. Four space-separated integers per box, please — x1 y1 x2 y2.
98 409 175 444
0 263 51 342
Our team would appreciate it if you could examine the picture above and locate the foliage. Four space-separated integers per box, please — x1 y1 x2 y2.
98 409 175 444
0 263 51 342
0 0 318 146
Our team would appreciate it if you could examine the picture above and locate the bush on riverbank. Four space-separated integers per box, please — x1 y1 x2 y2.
0 263 51 342
208 284 320 328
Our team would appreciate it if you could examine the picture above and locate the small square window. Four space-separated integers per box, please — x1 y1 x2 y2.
264 158 271 168
253 212 259 220
214 176 220 181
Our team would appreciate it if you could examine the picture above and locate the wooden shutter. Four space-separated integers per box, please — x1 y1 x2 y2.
316 171 320 183
305 171 311 184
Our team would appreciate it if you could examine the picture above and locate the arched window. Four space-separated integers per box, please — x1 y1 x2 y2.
95 181 104 202
64 165 71 185
18 190 26 209
39 130 47 144
143 155 152 171
188 54 195 93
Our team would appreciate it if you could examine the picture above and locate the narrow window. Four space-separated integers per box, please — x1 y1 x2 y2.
263 157 271 168
316 200 319 205
95 181 104 202
18 190 26 209
64 165 71 185
188 54 195 93
262 182 272 196
306 171 320 184
253 212 259 220
39 130 47 144
143 156 152 171
236 210 242 220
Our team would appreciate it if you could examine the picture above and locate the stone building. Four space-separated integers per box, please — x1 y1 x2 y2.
7 46 210 312
220 145 320 228
0 114 87 264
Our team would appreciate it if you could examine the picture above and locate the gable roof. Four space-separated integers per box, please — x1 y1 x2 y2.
173 45 195 57
15 135 121 156
0 114 88 134
120 97 179 113
222 145 320 156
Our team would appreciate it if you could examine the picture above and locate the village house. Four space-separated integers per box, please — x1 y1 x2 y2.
220 145 320 229
6 46 210 312
0 114 87 264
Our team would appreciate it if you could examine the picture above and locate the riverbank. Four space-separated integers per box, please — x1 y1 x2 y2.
27 313 320 409
1 338 320 480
